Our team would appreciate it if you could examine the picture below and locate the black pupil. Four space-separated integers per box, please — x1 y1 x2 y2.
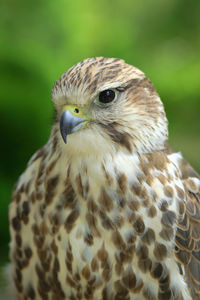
99 89 115 104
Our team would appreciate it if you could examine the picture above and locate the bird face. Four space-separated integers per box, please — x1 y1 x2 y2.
52 57 168 156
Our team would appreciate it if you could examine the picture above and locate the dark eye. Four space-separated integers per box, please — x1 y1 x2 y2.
98 89 116 104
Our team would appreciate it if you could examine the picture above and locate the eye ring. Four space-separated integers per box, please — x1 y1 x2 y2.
94 89 117 107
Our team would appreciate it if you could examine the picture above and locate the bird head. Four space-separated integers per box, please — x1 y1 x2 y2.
52 57 168 158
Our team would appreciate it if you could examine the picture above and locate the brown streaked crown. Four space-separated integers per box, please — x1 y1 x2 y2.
52 57 145 100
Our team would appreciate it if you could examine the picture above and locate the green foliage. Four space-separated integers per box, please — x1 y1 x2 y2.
0 0 199 247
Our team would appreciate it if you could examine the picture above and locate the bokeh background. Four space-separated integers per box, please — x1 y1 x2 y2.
0 0 200 270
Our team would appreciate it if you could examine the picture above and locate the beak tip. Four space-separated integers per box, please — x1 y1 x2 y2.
60 130 67 144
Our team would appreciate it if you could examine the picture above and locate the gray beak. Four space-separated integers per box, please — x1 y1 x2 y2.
60 109 86 143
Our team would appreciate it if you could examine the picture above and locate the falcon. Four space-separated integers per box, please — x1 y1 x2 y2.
8 57 200 300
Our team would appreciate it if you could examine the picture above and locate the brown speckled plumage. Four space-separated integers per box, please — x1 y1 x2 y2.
8 57 200 300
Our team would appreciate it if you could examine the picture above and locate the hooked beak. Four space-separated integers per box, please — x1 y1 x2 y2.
60 105 88 143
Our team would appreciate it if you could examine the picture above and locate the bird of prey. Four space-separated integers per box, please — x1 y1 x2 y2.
8 57 200 300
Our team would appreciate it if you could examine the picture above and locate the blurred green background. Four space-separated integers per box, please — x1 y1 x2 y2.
0 0 200 265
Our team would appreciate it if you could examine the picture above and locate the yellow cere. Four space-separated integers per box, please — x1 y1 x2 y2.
63 105 90 128
63 105 89 119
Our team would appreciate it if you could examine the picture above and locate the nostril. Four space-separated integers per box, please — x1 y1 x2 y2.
74 108 79 114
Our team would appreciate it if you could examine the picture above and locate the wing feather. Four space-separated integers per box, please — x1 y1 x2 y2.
175 157 200 299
